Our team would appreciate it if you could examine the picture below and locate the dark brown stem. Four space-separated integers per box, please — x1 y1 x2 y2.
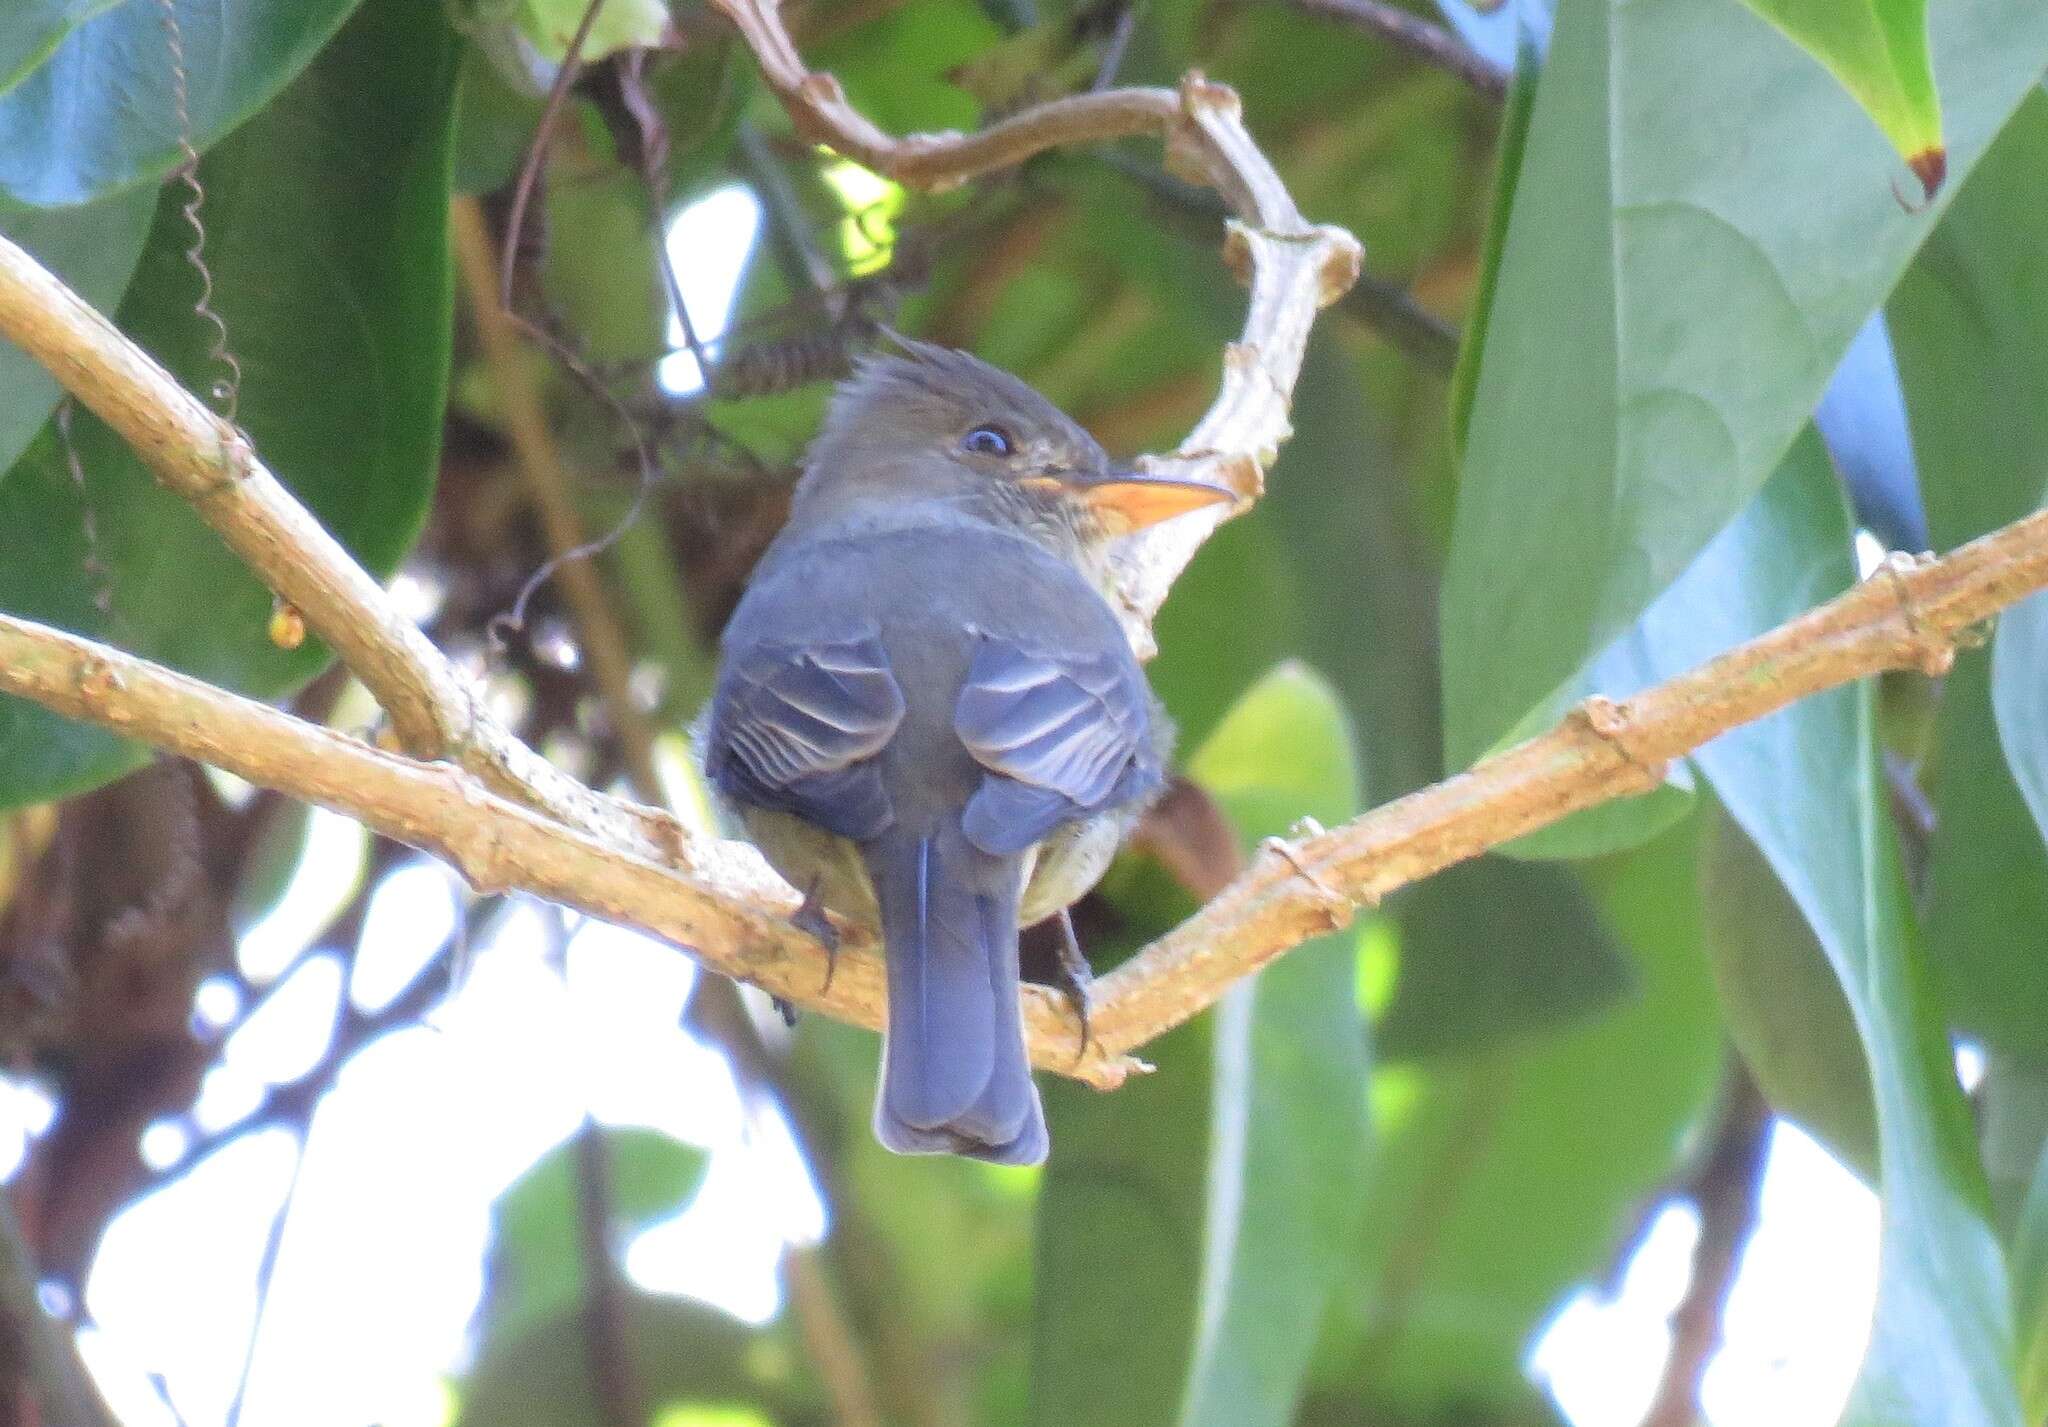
1639 1071 1772 1427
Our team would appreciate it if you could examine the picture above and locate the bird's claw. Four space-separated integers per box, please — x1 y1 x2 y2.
1053 909 1094 1064
792 877 840 993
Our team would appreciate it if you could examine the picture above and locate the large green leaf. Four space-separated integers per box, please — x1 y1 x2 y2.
1313 811 1723 1413
1376 853 1632 1061
1274 329 1635 1052
1636 437 2018 1426
2012 1126 2048 1421
1700 804 1876 1180
0 0 365 207
1033 664 1370 1427
0 0 122 95
1734 0 1943 189
0 188 156 474
1440 0 2048 778
1888 90 2048 1056
0 0 458 807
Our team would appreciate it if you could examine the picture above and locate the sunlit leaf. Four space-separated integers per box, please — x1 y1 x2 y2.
484 1126 710 1341
1734 0 1944 192
1700 805 1876 1180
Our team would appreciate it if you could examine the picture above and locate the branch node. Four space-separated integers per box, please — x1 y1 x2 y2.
76 656 128 716
1313 226 1365 306
1873 550 1956 677
191 424 256 504
1259 833 1353 930
1566 695 1668 791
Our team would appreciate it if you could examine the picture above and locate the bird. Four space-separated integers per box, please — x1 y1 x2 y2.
700 337 1233 1164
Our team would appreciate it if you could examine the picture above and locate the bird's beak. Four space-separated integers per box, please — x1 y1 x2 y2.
1026 466 1239 532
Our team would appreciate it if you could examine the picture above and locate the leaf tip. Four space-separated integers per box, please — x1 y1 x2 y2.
1906 146 1947 202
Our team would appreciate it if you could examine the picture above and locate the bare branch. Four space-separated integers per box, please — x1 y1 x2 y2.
0 23 2040 1100
1 518 2038 1084
0 233 684 869
703 0 1363 650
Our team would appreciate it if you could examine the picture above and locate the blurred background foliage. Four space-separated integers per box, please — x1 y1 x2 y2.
2 0 2048 1424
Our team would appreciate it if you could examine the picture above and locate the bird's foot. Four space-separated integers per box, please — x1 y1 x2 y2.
770 995 799 1027
1053 908 1094 1063
792 877 841 993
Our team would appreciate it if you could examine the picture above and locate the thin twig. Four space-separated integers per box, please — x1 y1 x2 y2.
1094 150 1460 374
500 0 609 318
1274 0 1509 99
461 187 888 1417
222 1136 310 1427
451 197 665 798
703 0 1363 648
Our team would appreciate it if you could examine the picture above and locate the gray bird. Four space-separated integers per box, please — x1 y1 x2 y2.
702 339 1231 1164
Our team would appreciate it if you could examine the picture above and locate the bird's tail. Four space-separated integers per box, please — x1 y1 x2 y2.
863 828 1046 1165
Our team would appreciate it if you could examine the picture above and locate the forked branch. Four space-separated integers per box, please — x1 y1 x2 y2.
2 15 2037 1092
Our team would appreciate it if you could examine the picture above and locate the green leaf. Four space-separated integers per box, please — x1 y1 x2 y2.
1700 804 1876 1180
0 0 365 207
1733 0 1944 191
1440 0 2048 778
0 0 459 808
0 0 122 95
808 0 1004 136
1637 437 2019 1427
2012 1127 2048 1420
483 1126 711 1342
1888 90 2048 1057
517 0 672 63
452 45 545 196
1316 811 1723 1413
1447 24 1540 461
0 188 156 475
1033 663 1370 1427
1376 854 1633 1061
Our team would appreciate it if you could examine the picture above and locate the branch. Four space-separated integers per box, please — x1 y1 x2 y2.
704 0 1363 650
0 234 682 869
448 195 664 799
1640 1071 1771 1427
2 24 2043 1098
1 515 2038 1085
1079 543 1981 1059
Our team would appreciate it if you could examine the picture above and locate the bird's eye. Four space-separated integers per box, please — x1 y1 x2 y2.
961 424 1014 458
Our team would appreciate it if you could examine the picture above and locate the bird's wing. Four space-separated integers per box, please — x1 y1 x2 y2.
953 636 1160 857
704 630 906 841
